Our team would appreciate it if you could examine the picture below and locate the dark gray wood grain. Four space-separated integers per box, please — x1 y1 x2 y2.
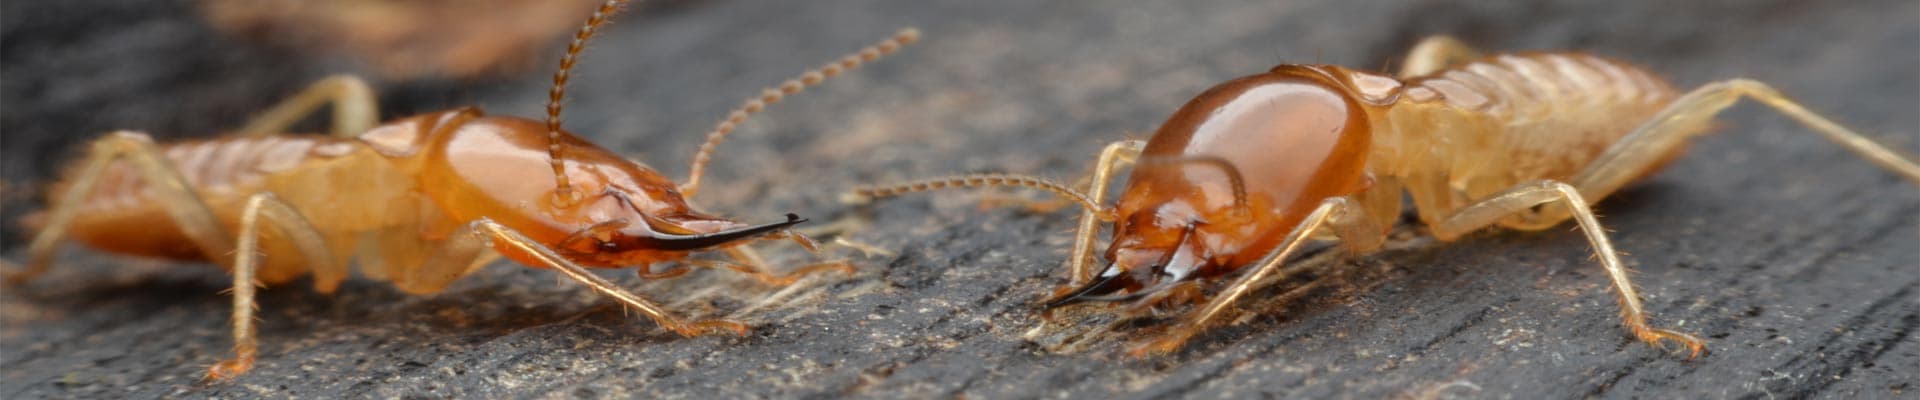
4 0 1916 398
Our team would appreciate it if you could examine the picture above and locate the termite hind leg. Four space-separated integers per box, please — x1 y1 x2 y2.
1398 36 1482 79
472 220 749 337
1430 180 1705 359
235 75 378 138
708 247 855 286
1057 140 1145 295
8 132 235 285
1570 79 1920 200
206 193 338 381
1133 197 1384 356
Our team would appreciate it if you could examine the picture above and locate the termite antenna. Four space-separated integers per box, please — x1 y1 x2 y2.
546 0 637 205
845 174 1116 220
680 28 923 198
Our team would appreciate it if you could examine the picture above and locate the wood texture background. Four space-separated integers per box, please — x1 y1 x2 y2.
3 0 1916 398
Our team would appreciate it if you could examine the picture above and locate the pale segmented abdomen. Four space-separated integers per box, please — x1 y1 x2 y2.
1379 52 1687 201
68 136 357 214
43 134 414 282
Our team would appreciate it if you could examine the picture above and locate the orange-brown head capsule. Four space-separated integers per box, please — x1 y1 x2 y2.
370 111 799 270
1053 66 1374 305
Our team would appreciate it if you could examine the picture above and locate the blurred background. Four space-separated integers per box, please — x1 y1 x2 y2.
2 0 1915 398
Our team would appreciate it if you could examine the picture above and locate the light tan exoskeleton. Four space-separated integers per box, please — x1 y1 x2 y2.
6 0 919 380
850 36 1920 357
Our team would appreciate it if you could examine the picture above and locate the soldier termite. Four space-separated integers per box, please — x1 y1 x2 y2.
848 36 1920 357
5 0 919 380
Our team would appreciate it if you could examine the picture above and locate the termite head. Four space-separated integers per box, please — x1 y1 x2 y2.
505 1 910 269
409 113 803 269
1047 65 1378 310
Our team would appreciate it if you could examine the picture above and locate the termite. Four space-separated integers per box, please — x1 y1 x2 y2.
5 0 919 380
849 36 1920 357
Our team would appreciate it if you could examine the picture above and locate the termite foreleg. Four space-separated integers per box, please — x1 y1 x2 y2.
469 219 751 338
1570 79 1920 200
1431 180 1705 358
847 166 1122 296
1132 197 1385 356
1062 140 1145 289
207 193 338 381
8 132 234 285
235 75 379 138
846 137 1136 298
394 218 752 336
1398 35 1482 79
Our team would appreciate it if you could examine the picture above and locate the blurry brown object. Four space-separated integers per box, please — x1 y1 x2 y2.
199 0 610 80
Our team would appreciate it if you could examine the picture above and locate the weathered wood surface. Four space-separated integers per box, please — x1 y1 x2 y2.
3 0 1916 398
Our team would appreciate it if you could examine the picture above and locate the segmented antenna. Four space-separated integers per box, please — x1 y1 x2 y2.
679 28 923 197
847 174 1116 220
546 0 635 205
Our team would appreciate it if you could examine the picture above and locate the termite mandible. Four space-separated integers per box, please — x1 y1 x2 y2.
8 0 919 380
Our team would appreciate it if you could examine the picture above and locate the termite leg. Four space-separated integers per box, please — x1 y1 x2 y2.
206 193 337 381
1432 180 1706 358
709 247 855 286
936 138 1146 303
1132 197 1383 356
470 219 750 337
1571 79 1920 199
1499 78 1920 239
1062 140 1145 290
7 132 235 285
1398 35 1482 79
235 75 379 138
